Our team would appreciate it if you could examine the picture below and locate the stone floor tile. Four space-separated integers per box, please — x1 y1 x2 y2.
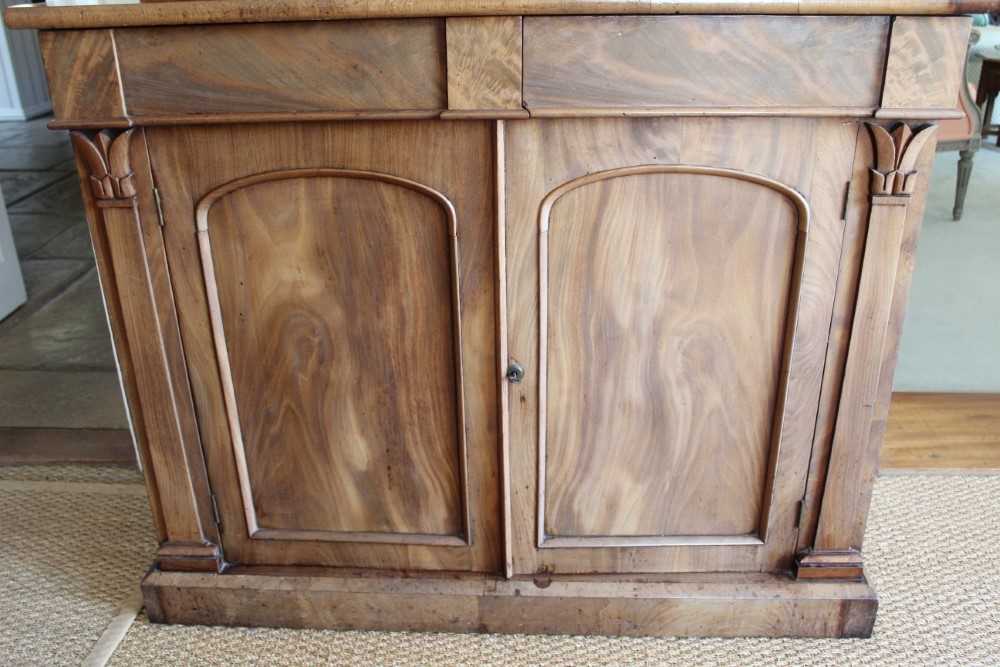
33 222 94 260
0 369 128 429
0 170 70 205
9 211 86 259
0 269 115 371
0 119 71 147
8 175 83 214
0 258 93 330
17 258 92 303
0 143 75 171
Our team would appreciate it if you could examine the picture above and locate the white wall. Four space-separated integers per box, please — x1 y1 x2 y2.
0 0 51 121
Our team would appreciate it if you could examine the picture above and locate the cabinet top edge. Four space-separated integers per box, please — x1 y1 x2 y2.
5 0 997 31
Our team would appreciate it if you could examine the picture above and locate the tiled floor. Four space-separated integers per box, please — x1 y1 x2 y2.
0 117 130 455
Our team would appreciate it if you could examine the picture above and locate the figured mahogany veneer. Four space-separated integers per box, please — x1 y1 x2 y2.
5 0 989 638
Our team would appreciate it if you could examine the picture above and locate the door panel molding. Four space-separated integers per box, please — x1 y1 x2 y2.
196 168 470 547
536 164 810 549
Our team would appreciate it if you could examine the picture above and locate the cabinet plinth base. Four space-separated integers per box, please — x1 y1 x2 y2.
141 568 878 638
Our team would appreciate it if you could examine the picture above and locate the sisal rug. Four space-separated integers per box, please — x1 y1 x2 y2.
1 466 998 666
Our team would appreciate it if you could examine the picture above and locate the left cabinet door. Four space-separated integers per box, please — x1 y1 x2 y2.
148 121 502 573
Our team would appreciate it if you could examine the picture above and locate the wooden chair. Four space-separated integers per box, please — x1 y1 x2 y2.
937 38 983 222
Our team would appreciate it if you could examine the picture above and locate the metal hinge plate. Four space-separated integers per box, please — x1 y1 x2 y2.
153 187 165 228
840 180 852 221
794 499 807 529
210 493 223 532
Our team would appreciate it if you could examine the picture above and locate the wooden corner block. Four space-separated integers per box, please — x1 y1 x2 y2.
795 550 865 581
156 541 226 574
445 16 523 112
880 16 971 114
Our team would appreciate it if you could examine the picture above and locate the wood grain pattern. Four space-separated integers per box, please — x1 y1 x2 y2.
505 117 858 575
880 17 971 114
882 393 1000 469
197 169 468 545
147 120 500 572
114 20 446 116
37 29 124 121
523 16 888 112
144 569 878 638
8 0 1000 30
23 1 972 636
446 17 522 112
537 165 806 547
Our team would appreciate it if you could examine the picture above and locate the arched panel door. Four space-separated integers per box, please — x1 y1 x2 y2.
198 169 468 546
504 117 859 575
148 120 501 573
538 165 806 549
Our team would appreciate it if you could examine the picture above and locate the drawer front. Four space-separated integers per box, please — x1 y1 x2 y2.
523 16 889 113
114 20 446 116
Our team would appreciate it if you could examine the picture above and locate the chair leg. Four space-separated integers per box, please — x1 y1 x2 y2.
954 147 977 222
981 94 997 143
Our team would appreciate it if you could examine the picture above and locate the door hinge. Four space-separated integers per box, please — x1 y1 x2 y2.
210 492 223 533
840 180 852 222
153 187 165 228
794 498 807 529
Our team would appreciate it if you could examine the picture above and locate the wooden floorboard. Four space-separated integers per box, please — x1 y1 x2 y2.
881 392 1000 470
0 427 136 465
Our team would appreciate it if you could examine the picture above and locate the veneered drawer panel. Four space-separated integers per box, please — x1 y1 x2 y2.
880 16 971 115
115 20 446 116
523 16 889 112
39 29 125 121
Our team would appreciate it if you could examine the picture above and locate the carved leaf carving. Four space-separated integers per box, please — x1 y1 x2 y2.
867 123 937 197
69 129 136 200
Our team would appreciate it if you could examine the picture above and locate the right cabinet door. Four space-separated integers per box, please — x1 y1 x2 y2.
505 117 861 575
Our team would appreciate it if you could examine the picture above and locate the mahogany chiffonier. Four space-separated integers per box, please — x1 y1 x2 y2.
5 0 995 639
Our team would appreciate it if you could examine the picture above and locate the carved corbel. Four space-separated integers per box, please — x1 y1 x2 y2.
798 122 936 582
867 123 938 200
70 128 137 207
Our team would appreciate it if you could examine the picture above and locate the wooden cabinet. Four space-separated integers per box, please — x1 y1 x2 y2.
6 0 989 639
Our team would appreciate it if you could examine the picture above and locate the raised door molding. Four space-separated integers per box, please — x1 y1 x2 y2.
536 164 810 549
196 168 471 547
